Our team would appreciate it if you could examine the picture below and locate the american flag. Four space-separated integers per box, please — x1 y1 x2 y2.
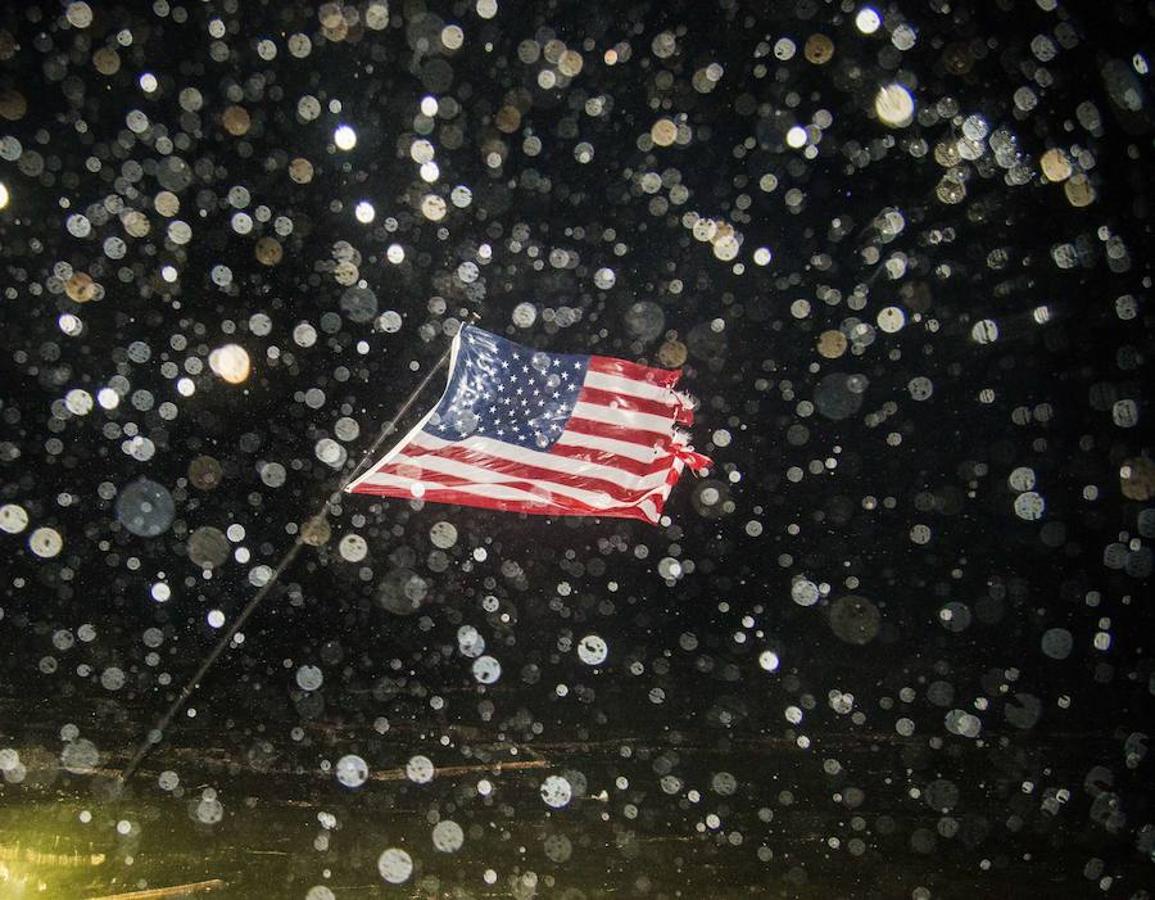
344 325 712 523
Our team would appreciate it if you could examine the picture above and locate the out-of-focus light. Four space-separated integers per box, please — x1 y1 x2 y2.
97 387 119 410
334 124 357 150
355 201 375 224
420 194 447 221
58 313 83 336
421 96 439 116
786 125 807 148
875 83 915 127
0 182 9 210
441 24 464 51
209 344 251 384
855 8 881 34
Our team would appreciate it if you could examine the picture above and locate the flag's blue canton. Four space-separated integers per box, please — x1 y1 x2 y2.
427 326 589 450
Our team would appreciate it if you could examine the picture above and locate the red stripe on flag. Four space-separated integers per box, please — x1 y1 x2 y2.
376 465 599 506
348 482 661 522
564 416 670 448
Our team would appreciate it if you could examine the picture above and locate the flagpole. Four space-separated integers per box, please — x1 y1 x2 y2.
115 321 470 787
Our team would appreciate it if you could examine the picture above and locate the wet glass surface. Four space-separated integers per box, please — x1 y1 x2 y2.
0 1 1152 897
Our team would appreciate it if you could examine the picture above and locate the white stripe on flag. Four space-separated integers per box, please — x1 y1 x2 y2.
570 401 673 434
361 471 562 505
554 429 663 462
360 469 669 522
404 433 671 490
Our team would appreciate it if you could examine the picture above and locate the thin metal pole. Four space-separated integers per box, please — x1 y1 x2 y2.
335 343 457 494
116 332 462 785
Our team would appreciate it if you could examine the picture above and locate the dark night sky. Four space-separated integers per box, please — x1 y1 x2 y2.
0 0 1153 896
